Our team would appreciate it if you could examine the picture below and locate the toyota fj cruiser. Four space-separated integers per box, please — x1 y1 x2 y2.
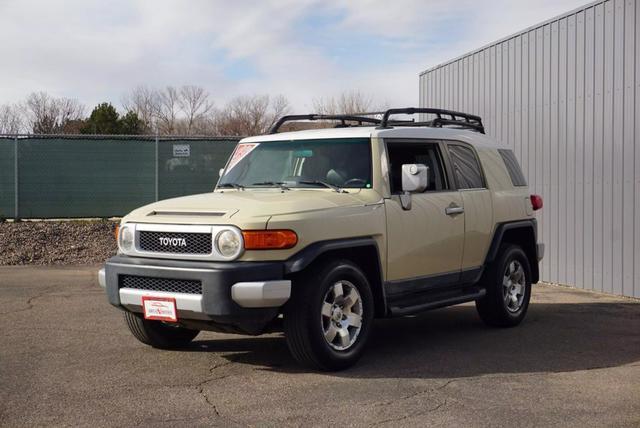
99 108 544 371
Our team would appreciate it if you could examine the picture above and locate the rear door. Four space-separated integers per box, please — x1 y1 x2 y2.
445 142 493 272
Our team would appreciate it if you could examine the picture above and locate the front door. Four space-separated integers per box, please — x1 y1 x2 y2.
384 140 465 283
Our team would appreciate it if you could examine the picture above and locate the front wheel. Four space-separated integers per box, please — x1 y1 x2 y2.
124 312 200 349
284 260 374 371
475 244 532 327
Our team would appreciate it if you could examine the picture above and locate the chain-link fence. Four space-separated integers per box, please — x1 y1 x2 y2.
0 135 239 219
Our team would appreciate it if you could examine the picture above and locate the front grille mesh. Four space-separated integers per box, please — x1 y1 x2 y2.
138 231 212 254
119 275 202 294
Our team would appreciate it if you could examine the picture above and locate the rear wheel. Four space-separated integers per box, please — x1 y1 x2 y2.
476 244 532 327
124 312 200 349
284 260 374 371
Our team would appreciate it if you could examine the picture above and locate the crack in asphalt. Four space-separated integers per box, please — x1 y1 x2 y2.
0 285 59 315
370 399 447 426
193 359 242 426
369 379 457 408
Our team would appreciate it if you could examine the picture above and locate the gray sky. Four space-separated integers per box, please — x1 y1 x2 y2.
0 0 589 111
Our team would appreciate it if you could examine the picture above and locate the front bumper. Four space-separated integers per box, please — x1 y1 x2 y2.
99 255 290 334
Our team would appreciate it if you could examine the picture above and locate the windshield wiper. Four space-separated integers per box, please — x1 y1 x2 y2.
217 182 245 190
299 180 347 193
251 181 290 190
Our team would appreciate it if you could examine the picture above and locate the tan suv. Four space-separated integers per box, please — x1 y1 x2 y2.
99 108 544 371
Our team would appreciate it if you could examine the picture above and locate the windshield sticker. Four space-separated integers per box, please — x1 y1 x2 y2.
226 143 260 171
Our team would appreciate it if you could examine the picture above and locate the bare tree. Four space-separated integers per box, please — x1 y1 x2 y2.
313 90 382 115
121 85 158 132
178 85 213 134
0 104 24 134
214 94 290 136
156 86 180 135
22 92 84 134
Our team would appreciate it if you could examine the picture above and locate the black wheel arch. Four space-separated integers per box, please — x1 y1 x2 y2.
485 220 540 284
284 237 387 317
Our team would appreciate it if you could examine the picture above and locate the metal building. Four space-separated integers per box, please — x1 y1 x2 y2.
419 0 639 298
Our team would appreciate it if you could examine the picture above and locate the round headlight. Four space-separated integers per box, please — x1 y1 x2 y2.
119 225 134 251
216 229 242 258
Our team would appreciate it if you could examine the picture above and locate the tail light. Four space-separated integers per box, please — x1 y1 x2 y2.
530 194 543 211
242 230 298 250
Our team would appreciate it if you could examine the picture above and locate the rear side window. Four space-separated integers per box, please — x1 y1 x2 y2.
447 145 485 189
498 149 527 187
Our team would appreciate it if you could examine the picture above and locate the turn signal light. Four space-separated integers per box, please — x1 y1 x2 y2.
242 230 298 250
114 224 120 240
530 194 543 211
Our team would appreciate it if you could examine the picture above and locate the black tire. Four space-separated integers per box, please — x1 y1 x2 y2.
475 244 532 327
284 259 374 371
124 312 200 349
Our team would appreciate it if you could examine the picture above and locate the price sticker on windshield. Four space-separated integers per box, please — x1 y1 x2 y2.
226 143 259 171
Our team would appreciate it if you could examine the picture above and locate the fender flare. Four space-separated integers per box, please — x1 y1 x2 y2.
485 219 540 283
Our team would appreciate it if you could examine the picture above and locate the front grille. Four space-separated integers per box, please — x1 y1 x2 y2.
138 231 212 254
119 275 202 294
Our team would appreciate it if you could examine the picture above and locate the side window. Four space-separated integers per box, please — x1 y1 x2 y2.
386 142 448 194
447 145 485 189
498 149 527 186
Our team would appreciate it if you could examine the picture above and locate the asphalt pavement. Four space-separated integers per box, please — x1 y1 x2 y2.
1 266 639 427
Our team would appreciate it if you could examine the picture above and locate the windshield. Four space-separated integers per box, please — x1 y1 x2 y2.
218 138 372 189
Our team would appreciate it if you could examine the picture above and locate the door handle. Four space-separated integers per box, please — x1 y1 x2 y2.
445 205 464 215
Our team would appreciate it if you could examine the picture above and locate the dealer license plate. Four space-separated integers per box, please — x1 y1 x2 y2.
142 296 178 322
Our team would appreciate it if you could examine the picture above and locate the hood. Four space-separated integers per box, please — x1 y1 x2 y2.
122 189 383 227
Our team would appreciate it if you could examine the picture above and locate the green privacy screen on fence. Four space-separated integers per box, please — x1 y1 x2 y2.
0 135 238 218
0 139 16 218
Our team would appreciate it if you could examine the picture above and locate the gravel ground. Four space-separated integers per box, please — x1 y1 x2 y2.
0 220 117 265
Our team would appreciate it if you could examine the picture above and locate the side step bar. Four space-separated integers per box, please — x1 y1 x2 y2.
388 287 486 317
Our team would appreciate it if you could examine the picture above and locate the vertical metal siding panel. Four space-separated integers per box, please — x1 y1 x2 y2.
491 46 498 136
529 31 537 190
575 11 586 290
536 27 545 251
496 45 503 141
635 0 640 298
602 0 615 294
623 0 636 297
566 14 578 286
485 49 491 134
514 37 522 161
509 38 516 150
593 3 605 293
584 7 596 291
549 21 560 282
611 0 625 296
558 18 568 284
503 42 510 145
474 53 480 115
542 24 552 280
522 34 530 180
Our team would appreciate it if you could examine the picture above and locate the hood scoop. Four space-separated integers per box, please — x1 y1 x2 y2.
147 210 226 217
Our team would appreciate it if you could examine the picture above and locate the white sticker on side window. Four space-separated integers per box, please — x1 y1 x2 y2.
226 143 260 172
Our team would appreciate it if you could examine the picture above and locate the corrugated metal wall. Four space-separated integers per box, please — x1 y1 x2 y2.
0 136 238 219
419 0 639 298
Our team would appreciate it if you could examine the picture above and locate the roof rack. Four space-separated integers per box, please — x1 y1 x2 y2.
377 108 484 133
268 108 484 134
269 114 383 134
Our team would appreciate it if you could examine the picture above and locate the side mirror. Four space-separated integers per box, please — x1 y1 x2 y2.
400 164 429 210
219 168 225 178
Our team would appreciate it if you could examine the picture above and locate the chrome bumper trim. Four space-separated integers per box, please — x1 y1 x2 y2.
231 280 291 308
98 268 106 289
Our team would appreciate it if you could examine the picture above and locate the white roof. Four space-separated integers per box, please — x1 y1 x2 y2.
241 125 502 149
